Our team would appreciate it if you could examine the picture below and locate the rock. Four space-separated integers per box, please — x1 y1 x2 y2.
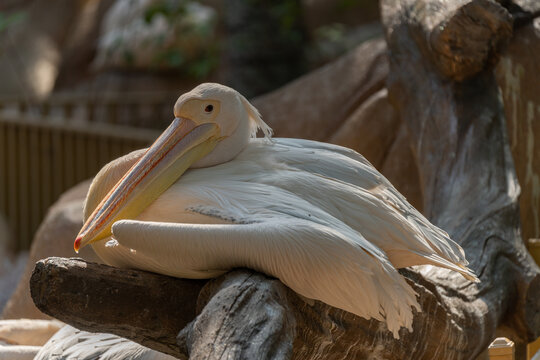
1 180 97 320
496 19 540 242
0 319 63 346
0 253 27 314
0 344 40 360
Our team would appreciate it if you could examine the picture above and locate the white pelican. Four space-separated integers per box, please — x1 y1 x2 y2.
76 83 477 338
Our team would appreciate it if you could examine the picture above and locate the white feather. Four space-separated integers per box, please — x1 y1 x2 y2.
89 138 477 339
34 325 176 360
79 83 477 346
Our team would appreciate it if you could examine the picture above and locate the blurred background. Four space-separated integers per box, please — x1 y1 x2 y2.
0 0 384 307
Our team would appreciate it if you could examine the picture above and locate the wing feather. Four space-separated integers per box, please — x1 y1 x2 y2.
112 218 420 338
34 325 176 360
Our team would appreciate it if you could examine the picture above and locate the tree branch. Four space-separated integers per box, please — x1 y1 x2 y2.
30 257 205 358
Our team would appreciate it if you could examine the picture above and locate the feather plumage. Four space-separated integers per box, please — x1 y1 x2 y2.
34 325 175 360
71 83 478 347
87 138 476 338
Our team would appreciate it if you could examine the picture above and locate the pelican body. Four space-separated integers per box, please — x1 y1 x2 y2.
76 83 477 338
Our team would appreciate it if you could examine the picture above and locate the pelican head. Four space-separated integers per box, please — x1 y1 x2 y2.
74 83 272 251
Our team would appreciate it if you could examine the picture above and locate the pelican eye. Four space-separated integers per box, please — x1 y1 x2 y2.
204 105 214 113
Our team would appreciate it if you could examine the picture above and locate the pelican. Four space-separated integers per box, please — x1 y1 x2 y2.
76 83 477 338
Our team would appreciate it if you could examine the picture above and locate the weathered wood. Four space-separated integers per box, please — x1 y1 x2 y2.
496 17 540 246
381 0 540 355
30 257 205 358
28 1 540 359
177 271 296 360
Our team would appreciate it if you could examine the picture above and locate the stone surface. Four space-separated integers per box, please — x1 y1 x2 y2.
0 319 63 346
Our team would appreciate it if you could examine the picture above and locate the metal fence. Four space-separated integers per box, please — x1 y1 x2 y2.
0 93 171 251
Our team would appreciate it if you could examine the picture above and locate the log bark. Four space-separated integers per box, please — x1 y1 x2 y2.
29 0 540 359
30 257 205 358
496 16 540 245
380 0 540 353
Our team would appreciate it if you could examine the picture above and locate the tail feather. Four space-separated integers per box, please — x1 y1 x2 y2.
387 249 479 283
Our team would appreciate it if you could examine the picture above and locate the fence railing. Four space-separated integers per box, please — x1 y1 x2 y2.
0 92 179 130
0 111 161 251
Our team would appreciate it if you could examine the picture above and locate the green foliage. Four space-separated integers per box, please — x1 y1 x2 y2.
315 23 347 44
142 0 218 78
144 0 188 24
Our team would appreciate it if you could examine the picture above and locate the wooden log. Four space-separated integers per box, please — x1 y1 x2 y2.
496 16 540 248
177 271 296 360
30 257 205 358
381 0 540 354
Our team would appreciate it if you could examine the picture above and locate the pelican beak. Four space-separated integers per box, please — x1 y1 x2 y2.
74 117 220 252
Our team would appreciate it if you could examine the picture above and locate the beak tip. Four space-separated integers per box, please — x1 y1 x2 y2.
74 237 81 253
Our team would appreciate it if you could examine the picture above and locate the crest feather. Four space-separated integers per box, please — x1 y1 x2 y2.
238 94 273 139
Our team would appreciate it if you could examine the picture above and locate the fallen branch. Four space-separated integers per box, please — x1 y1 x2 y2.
30 257 205 357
